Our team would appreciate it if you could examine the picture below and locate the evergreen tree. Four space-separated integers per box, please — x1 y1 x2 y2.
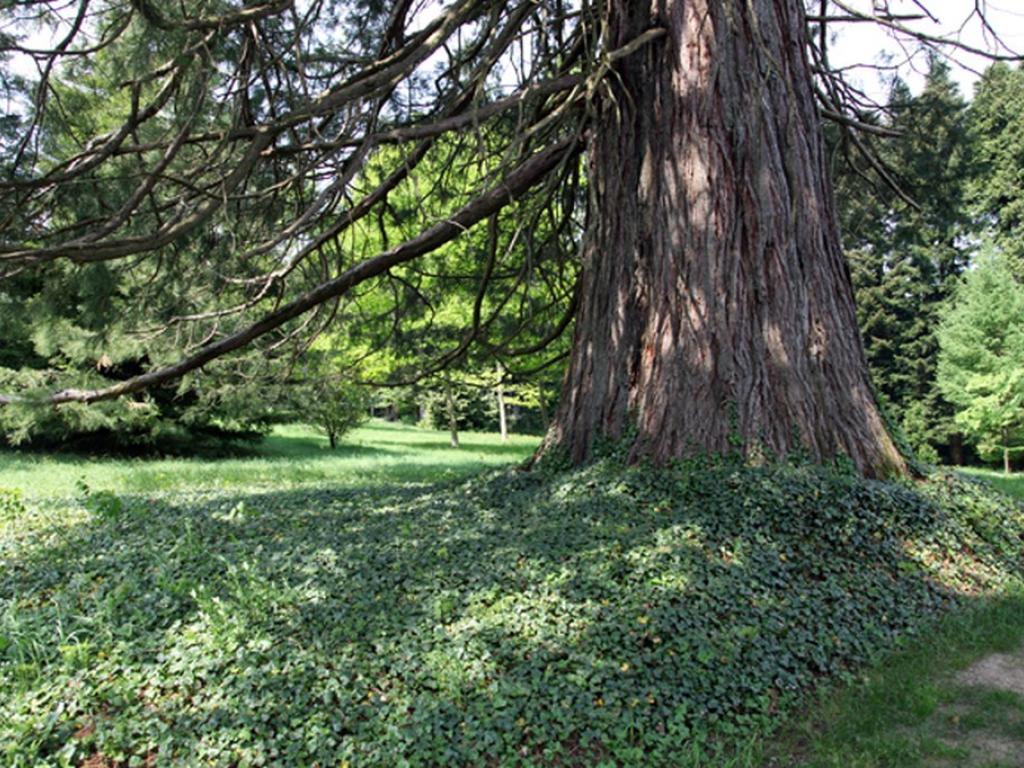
842 60 972 463
969 63 1024 278
1 1 1007 475
937 250 1024 473
0 259 293 449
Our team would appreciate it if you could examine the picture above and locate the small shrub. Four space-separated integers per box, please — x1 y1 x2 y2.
306 381 369 448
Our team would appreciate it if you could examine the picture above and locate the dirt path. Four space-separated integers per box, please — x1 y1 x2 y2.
956 649 1024 697
928 646 1024 767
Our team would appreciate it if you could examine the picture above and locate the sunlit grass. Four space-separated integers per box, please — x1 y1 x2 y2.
956 467 1024 502
0 420 540 498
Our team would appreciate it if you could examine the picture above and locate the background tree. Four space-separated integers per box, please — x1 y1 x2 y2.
968 62 1024 278
839 60 973 464
303 378 369 450
938 250 1024 473
288 339 371 449
0 262 291 449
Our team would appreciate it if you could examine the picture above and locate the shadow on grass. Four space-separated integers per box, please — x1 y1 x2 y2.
1 465 1022 766
0 438 397 466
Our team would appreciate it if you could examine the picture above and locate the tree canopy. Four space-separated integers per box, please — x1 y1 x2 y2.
938 250 1024 472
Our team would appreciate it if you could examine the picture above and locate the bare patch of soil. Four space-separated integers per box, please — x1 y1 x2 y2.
957 648 1024 697
933 645 1024 767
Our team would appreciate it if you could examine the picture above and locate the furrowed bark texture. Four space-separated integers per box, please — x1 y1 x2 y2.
546 0 906 477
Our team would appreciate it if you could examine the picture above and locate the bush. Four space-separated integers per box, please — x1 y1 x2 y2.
304 380 370 448
0 363 284 452
0 487 24 522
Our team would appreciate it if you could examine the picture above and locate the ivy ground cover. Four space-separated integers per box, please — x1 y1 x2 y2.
2 426 1024 766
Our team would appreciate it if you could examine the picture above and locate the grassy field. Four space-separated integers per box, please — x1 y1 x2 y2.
2 428 1024 766
958 466 1024 502
0 421 540 498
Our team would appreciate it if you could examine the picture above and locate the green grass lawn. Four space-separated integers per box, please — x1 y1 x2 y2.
0 420 540 498
957 467 1024 502
2 431 1024 767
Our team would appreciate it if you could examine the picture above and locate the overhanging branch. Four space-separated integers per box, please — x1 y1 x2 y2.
0 137 581 407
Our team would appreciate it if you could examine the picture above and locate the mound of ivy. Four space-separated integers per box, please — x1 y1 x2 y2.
2 460 1023 766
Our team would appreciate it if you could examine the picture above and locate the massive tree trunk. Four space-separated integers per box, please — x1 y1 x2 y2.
545 0 906 477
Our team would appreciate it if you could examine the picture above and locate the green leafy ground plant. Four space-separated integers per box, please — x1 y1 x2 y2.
764 589 1024 767
761 468 1024 767
1 425 1023 766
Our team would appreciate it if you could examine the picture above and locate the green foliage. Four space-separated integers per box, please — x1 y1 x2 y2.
766 590 1024 767
0 334 287 452
417 373 498 432
0 21 318 450
305 380 370 449
326 136 576 427
0 488 25 522
839 60 1024 467
840 60 972 462
76 479 127 524
287 346 372 448
2 440 1022 765
969 62 1024 278
937 250 1024 465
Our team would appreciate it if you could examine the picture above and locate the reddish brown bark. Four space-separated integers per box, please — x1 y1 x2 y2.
545 0 906 477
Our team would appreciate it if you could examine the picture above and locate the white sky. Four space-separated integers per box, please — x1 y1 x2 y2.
826 0 1024 102
4 1 1021 103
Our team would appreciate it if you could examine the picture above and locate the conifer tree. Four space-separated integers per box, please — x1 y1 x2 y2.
0 1 1011 475
842 60 972 463
969 63 1024 278
938 251 1024 473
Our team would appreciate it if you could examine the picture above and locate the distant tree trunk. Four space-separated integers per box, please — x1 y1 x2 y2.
536 383 549 428
328 430 337 450
544 0 906 478
950 433 964 466
496 362 508 442
444 374 459 449
1004 429 1011 474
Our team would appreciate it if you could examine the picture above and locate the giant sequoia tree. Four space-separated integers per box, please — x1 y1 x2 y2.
547 1 906 474
0 0 1012 475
